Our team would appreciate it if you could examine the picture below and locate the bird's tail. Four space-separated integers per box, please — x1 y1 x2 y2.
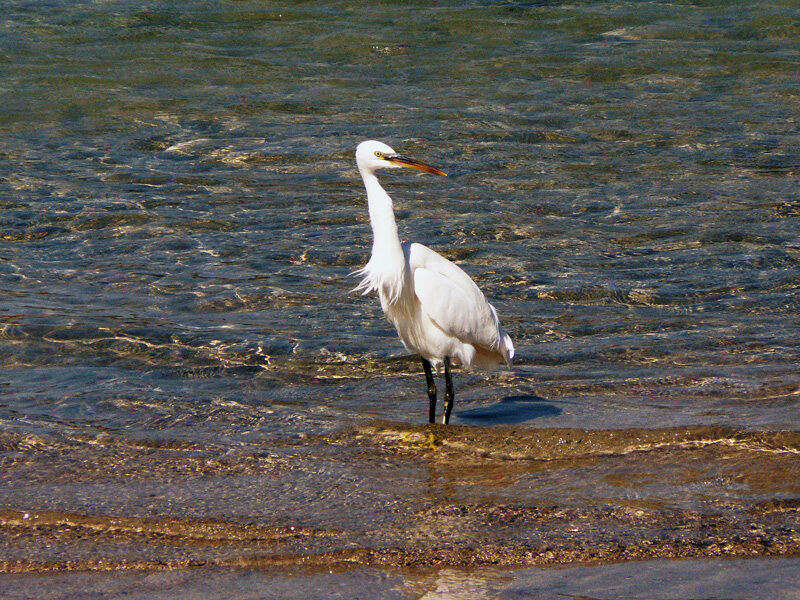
489 303 515 369
502 332 515 368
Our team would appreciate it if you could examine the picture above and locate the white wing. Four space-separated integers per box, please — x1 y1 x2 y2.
406 242 514 364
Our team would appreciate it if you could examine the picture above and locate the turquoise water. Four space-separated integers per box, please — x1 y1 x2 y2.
1 0 799 593
3 1 799 437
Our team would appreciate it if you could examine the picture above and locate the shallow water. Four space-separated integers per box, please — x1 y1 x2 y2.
1 0 799 593
3 557 800 600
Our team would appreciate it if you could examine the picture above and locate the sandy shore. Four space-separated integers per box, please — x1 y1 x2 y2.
1 423 798 577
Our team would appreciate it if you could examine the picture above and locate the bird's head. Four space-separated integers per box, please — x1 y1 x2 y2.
355 140 446 176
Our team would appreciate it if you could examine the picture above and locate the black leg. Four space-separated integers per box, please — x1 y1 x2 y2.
421 358 437 424
443 356 455 425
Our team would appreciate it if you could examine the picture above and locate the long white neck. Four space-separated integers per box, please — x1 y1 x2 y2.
360 169 404 263
354 168 407 306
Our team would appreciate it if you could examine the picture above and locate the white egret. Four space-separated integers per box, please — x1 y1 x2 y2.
353 140 514 424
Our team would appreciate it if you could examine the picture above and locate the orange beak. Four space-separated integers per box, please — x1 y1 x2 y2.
385 154 447 176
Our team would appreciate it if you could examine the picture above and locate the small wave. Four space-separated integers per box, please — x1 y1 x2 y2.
348 422 800 461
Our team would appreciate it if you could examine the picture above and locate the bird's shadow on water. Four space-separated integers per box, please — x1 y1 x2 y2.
457 395 561 425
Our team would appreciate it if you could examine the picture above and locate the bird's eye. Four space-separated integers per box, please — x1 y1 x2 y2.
374 151 384 158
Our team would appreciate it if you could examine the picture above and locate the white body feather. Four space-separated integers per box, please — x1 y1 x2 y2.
354 141 514 370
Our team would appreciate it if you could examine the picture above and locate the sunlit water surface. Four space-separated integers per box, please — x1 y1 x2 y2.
1 0 799 593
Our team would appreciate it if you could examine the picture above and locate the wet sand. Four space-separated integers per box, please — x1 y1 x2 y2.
1 422 798 580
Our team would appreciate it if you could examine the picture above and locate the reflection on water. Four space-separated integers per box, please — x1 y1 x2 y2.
1 0 799 591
